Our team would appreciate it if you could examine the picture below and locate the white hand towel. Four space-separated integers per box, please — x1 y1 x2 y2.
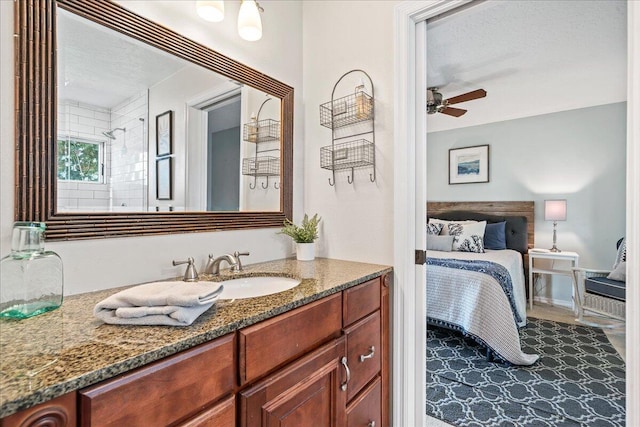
94 281 224 326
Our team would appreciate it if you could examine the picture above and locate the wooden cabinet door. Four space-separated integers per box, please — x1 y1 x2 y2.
239 337 347 427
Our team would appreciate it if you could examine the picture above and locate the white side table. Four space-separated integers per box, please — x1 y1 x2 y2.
528 249 580 310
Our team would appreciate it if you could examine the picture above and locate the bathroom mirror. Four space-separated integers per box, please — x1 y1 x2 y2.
15 0 293 240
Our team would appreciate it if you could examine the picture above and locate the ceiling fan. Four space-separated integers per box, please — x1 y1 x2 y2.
427 87 487 117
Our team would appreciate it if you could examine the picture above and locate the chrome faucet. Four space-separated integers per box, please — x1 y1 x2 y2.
205 254 238 275
232 251 250 273
172 257 199 282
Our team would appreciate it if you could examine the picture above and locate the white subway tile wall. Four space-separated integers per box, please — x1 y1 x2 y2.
57 91 148 212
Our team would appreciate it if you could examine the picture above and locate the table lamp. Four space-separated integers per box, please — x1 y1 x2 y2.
545 199 567 252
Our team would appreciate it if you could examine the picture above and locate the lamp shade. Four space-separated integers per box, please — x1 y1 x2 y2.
196 1 225 23
238 0 262 41
544 199 567 221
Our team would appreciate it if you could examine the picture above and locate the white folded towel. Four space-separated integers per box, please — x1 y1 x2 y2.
94 281 224 326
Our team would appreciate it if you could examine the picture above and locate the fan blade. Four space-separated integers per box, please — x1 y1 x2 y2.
445 89 487 105
440 107 467 117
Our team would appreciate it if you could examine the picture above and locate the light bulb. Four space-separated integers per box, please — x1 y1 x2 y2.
238 0 262 41
196 1 225 23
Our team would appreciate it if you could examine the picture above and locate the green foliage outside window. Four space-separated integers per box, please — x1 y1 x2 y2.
57 139 101 182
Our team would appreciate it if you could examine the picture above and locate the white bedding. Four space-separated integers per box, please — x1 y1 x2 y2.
427 249 539 365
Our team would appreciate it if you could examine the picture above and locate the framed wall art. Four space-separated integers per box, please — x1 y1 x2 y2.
156 110 173 157
156 157 173 200
449 144 489 184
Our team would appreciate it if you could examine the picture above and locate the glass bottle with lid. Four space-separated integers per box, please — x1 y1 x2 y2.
0 222 63 319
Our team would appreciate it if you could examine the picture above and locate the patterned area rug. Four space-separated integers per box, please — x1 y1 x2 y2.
426 318 626 426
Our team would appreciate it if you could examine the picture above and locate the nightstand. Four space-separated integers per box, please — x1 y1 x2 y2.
528 249 580 310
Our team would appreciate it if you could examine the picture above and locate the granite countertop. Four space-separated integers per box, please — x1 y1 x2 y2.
0 257 392 418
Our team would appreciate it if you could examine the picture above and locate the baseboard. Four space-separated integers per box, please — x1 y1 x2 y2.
533 296 573 310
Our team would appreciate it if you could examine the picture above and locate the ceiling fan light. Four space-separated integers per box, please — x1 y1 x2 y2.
238 0 262 41
196 1 225 23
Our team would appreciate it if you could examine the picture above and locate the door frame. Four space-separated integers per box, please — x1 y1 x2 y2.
392 1 640 426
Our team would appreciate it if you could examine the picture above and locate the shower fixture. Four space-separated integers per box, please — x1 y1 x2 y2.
102 127 126 140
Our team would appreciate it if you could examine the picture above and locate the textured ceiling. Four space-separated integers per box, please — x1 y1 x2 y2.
426 0 627 132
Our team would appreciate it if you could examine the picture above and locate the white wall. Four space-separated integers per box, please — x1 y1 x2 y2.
0 0 304 295
148 65 224 211
302 1 399 265
427 103 627 303
240 87 281 211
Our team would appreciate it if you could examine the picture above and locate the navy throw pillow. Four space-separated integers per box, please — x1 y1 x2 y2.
484 221 507 250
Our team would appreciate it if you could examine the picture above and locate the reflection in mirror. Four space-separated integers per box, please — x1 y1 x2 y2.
56 8 281 213
16 0 293 240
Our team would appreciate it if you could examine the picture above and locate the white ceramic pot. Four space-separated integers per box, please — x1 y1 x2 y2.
296 242 316 261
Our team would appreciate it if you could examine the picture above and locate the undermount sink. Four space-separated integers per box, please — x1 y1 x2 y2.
218 276 301 300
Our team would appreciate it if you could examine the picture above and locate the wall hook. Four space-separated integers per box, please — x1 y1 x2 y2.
261 180 269 189
347 168 354 184
328 177 335 186
369 171 376 182
249 177 257 190
274 181 280 189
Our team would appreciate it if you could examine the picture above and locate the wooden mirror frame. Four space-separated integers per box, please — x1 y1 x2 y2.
14 0 293 241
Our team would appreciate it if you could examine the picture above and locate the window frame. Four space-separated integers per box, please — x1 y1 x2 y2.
56 136 105 184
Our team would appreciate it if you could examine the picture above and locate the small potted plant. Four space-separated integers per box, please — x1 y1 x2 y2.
279 213 321 261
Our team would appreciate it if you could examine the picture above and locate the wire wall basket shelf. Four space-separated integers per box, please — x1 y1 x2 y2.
319 91 373 130
243 119 280 143
242 156 280 177
320 139 374 171
319 69 376 186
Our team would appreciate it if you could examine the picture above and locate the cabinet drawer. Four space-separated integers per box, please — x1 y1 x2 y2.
344 311 381 402
347 376 381 427
79 333 235 427
177 395 235 427
239 293 342 385
343 278 381 327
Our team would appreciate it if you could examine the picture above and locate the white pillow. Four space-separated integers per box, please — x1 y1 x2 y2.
607 261 626 282
427 222 444 235
448 221 487 253
428 219 477 236
427 235 454 252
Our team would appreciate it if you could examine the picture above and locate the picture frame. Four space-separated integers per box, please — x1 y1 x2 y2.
156 110 173 157
449 144 489 184
156 157 172 200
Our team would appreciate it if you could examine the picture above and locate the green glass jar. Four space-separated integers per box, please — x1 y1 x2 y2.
0 222 63 319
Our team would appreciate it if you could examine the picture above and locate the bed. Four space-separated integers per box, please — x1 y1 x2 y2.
426 201 538 365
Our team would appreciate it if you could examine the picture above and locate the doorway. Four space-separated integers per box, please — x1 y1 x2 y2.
392 1 639 426
186 89 242 211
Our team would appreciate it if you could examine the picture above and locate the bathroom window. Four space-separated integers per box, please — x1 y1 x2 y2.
57 138 104 183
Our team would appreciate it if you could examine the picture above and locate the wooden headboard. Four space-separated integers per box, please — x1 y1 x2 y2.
427 201 535 252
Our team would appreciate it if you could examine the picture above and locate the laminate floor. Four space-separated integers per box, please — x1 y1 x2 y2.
425 303 627 426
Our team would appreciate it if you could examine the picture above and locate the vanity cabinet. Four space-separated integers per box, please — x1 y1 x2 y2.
1 271 391 427
240 274 390 427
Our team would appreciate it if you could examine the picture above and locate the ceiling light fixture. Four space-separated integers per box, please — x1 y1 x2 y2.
196 1 225 23
237 0 263 41
196 1 263 41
